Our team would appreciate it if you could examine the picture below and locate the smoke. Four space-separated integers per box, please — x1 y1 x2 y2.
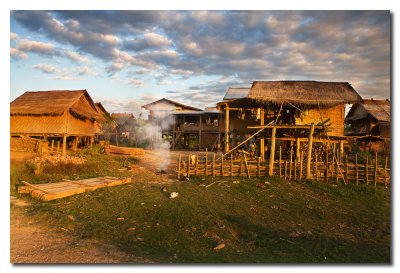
135 111 174 172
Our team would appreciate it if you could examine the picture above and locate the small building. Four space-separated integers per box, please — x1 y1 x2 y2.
10 90 102 154
345 99 390 138
111 113 137 145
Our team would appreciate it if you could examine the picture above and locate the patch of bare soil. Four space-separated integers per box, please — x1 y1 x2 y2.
10 201 151 263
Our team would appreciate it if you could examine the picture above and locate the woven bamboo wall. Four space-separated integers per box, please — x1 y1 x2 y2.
11 114 67 135
295 104 345 136
66 112 96 136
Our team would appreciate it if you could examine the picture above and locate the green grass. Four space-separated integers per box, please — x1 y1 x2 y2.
11 153 391 263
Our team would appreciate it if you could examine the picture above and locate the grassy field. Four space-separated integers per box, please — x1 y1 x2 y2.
10 151 391 263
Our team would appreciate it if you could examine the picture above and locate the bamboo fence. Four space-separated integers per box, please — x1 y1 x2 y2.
176 151 390 187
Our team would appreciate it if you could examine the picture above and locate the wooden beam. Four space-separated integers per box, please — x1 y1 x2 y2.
248 124 325 129
306 123 315 179
268 127 277 176
62 134 67 155
296 138 301 163
224 107 230 153
260 108 265 161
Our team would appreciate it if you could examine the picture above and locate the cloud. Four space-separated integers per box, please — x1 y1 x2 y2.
11 10 390 100
127 79 145 86
10 48 27 60
122 32 172 52
10 32 19 41
65 50 90 63
33 63 57 74
18 39 61 57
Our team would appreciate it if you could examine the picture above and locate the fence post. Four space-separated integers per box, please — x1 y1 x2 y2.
374 152 378 187
221 154 224 177
289 143 293 180
279 146 282 178
187 154 191 178
345 155 349 184
258 157 261 177
230 155 233 177
365 155 369 185
384 157 388 188
300 150 304 181
284 160 288 180
212 153 216 177
195 153 199 176
177 154 181 179
205 151 208 176
355 154 359 185
325 145 329 182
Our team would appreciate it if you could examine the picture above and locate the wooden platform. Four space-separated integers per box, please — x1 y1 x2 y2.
18 176 132 201
106 145 144 156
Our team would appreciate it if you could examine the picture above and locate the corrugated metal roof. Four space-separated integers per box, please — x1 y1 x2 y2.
223 87 251 100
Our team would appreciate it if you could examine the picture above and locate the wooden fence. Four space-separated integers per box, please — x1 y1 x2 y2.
176 150 390 187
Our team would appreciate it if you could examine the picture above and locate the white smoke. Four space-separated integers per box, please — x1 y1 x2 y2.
135 111 174 172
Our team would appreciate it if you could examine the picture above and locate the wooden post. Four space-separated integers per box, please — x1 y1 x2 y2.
56 140 60 152
294 154 297 181
345 155 349 184
199 115 202 150
314 150 318 180
365 155 369 185
355 154 359 185
195 153 199 176
212 153 216 177
62 134 67 155
239 157 243 176
230 155 233 177
260 108 265 161
51 139 54 153
284 160 288 180
178 154 182 179
339 140 344 164
172 115 176 150
224 107 230 153
289 143 293 180
296 138 300 163
384 157 388 188
306 123 315 179
336 158 339 184
279 145 282 178
244 154 250 178
205 150 208 176
268 127 277 176
374 152 378 187
257 157 261 177
300 151 304 181
325 144 329 182
90 137 94 150
187 155 191 178
221 154 224 177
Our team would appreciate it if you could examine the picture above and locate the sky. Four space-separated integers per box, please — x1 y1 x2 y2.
10 10 391 118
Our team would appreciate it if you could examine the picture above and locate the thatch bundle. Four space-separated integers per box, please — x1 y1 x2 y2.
249 81 362 107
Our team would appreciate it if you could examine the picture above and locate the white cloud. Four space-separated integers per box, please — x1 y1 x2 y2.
18 39 60 56
33 63 57 74
65 51 90 63
10 32 19 41
10 48 27 60
127 79 145 86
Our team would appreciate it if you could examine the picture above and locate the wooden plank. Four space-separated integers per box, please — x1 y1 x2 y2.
374 152 378 187
260 108 265 161
257 157 261 177
230 155 233 177
212 153 216 177
289 143 293 180
248 124 325 129
384 157 388 187
178 154 181 179
366 155 369 185
356 154 359 185
300 150 303 181
279 146 282 178
225 108 230 153
244 154 250 178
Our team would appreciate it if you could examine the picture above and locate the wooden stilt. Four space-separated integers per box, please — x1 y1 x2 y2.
62 134 67 155
306 123 315 179
224 107 230 153
289 143 293 180
268 127 277 176
314 151 318 180
300 151 304 181
244 154 250 178
296 138 300 164
345 155 349 184
51 139 54 153
230 155 233 177
195 153 199 176
294 154 297 181
260 108 265 161
221 154 224 177
257 157 261 177
56 140 60 152
284 160 288 180
325 145 329 182
205 150 208 176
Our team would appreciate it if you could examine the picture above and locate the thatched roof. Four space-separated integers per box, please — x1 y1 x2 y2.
223 87 251 100
248 81 362 106
142 98 201 111
111 113 135 126
10 90 102 121
346 99 390 122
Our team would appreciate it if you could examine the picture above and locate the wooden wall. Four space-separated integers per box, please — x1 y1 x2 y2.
11 114 67 135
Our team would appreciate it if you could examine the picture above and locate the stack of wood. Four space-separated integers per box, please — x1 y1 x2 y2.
106 145 144 156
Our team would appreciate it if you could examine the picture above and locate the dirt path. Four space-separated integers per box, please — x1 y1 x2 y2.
10 198 151 263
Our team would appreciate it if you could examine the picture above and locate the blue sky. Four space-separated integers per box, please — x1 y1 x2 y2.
10 10 390 118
